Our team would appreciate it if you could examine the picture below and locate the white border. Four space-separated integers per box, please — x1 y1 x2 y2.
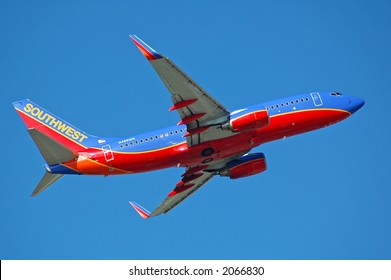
2 260 391 280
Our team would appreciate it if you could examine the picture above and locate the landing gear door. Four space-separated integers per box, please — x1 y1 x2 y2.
102 144 114 162
311 92 323 107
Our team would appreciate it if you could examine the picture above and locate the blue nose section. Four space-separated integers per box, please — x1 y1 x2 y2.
348 97 365 114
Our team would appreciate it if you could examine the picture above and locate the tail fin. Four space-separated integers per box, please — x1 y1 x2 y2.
13 99 94 164
13 99 96 195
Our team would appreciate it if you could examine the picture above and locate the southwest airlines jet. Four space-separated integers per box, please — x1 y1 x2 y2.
13 35 365 218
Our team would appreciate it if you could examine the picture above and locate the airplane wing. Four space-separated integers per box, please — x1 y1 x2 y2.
130 170 214 218
129 35 232 146
129 154 247 218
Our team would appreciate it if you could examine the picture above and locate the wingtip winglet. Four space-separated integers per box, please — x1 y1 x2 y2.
129 34 163 61
129 201 151 219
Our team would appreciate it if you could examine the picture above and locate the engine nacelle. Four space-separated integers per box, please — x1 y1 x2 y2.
222 109 269 132
219 153 267 179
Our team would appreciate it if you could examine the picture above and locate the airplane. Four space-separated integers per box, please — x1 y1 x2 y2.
13 35 365 218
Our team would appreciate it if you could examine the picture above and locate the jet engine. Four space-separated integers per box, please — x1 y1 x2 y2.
222 109 269 132
219 153 267 179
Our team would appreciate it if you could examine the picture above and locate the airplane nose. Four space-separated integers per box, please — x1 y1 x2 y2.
347 97 365 114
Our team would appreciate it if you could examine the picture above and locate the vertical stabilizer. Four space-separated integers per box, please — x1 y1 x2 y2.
13 99 95 156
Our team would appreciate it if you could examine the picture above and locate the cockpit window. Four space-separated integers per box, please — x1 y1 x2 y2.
330 92 342 96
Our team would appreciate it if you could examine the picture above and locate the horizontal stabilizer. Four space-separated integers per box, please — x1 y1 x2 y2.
129 201 151 219
28 128 75 165
32 173 64 196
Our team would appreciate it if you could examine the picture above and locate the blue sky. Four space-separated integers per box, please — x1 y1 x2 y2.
1 0 390 259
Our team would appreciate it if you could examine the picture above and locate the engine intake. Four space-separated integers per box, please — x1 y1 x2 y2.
219 153 267 179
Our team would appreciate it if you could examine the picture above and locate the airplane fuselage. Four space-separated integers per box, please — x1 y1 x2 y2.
47 91 363 176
